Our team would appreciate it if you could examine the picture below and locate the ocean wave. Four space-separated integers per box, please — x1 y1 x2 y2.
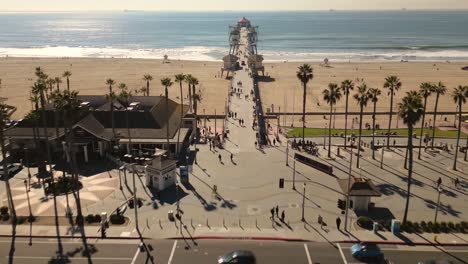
1 46 468 62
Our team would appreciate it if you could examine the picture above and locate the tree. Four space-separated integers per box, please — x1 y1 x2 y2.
185 74 194 112
161 78 173 152
106 78 115 94
0 102 16 223
383 76 402 149
322 83 341 158
175 74 186 155
368 87 381 160
451 85 467 170
105 90 118 143
296 64 314 144
430 81 447 149
62 71 72 91
143 74 153 96
417 82 433 159
54 77 62 92
340 80 354 149
398 91 424 224
353 83 370 168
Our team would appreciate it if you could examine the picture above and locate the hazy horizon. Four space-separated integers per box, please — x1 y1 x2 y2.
0 0 467 12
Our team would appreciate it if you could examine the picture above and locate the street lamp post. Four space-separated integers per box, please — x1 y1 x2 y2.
323 123 326 149
25 148 31 191
292 159 296 190
176 182 180 213
344 124 355 231
434 186 443 223
301 183 306 222
118 165 124 190
23 180 33 222
286 140 289 166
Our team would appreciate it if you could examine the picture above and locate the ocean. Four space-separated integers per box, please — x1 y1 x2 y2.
0 11 468 62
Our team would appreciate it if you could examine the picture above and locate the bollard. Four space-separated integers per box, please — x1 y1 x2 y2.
434 235 438 242
255 218 258 227
159 219 162 229
239 218 241 227
206 218 209 228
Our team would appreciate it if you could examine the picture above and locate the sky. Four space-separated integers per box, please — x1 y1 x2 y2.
0 0 467 11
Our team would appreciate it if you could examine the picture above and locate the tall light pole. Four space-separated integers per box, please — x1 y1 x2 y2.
434 186 443 223
23 179 33 222
323 123 326 149
344 123 355 231
292 159 296 190
25 147 31 191
301 183 306 222
286 140 289 166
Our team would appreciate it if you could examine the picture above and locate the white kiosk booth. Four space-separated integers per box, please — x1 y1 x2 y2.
145 148 177 192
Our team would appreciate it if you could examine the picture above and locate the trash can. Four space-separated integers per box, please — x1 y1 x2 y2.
373 222 379 233
168 210 175 221
391 219 401 234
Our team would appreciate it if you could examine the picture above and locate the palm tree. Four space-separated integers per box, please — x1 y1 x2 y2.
0 103 16 223
451 86 467 170
296 64 314 143
106 78 115 94
383 76 402 149
398 91 424 224
175 73 186 155
322 83 342 158
340 80 355 149
54 77 62 92
430 81 447 149
418 82 433 159
118 84 133 155
368 88 381 160
353 83 370 168
185 74 194 112
47 77 56 97
161 78 173 152
62 71 72 91
105 90 118 143
143 74 153 96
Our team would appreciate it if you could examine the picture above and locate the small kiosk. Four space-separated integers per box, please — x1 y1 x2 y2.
145 148 177 192
337 178 381 212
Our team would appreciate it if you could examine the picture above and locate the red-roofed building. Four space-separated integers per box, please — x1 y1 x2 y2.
237 17 251 28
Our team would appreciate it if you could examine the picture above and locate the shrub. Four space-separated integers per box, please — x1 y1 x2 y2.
455 223 462 232
357 216 373 230
427 221 434 232
0 206 8 215
448 222 455 231
461 221 468 229
76 215 84 225
109 214 125 225
440 222 449 233
434 222 441 233
85 214 95 223
94 214 102 223
404 221 414 233
1 214 9 221
413 222 421 233
16 216 27 224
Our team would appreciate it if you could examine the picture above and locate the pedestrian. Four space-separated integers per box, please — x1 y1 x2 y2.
437 177 442 187
275 205 279 217
281 210 285 222
218 154 222 162
455 177 459 188
318 215 323 229
273 138 276 146
336 217 341 230
230 153 233 161
254 141 257 148
235 112 237 119
209 141 212 151
270 208 275 219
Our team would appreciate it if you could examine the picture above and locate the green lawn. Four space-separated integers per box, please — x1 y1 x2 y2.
287 127 467 138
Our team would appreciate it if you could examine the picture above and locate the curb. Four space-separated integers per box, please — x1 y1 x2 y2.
335 240 468 247
0 234 144 240
167 236 309 242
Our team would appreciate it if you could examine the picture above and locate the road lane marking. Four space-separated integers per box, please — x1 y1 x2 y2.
8 256 132 260
303 243 313 264
130 245 140 264
168 240 177 264
337 243 348 264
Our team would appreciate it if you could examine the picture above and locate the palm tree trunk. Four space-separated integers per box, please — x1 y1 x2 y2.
146 81 150 96
453 103 462 170
327 104 333 157
176 83 183 156
188 84 193 112
431 93 440 149
372 101 376 159
344 93 349 149
403 125 414 224
165 87 170 152
418 97 428 159
66 77 70 91
386 93 394 149
357 105 364 168
302 82 307 144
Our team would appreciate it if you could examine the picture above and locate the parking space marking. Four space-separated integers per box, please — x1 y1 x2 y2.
304 243 313 264
337 243 348 264
168 240 177 264
130 245 140 264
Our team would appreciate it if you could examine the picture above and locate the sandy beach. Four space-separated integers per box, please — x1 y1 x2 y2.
0 57 229 119
259 61 468 127
1 58 467 128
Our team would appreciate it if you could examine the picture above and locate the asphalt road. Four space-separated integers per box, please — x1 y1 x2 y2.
1 238 468 264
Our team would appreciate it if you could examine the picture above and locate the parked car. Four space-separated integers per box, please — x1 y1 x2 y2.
350 242 383 261
218 250 256 264
0 163 22 180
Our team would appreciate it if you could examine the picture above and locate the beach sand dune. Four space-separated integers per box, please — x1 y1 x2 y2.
0 57 228 119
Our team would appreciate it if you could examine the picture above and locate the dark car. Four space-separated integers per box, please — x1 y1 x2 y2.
218 250 256 264
351 242 383 261
0 163 22 180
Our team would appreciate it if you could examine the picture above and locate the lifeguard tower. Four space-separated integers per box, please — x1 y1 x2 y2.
221 54 239 78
